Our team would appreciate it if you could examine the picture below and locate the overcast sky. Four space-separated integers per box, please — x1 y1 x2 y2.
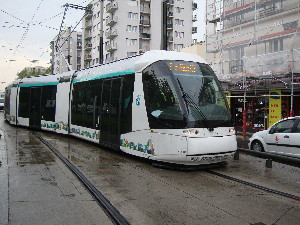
0 0 205 91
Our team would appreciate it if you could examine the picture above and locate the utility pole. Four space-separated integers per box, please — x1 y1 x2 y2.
162 0 168 50
67 26 71 70
99 0 104 64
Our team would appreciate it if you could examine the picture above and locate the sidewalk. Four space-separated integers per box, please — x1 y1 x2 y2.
0 127 8 225
0 116 113 225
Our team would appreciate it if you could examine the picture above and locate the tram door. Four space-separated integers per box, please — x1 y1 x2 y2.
100 78 122 146
29 87 42 128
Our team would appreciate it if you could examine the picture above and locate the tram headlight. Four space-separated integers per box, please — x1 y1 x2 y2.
183 129 200 135
229 128 235 134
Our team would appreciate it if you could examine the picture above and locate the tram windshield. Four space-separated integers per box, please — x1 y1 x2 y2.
142 60 231 129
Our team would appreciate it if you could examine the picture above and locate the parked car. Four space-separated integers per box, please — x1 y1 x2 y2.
249 117 300 158
0 98 4 111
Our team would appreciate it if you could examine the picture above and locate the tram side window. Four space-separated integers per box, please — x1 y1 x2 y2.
120 74 135 134
71 80 102 129
5 89 11 115
19 87 30 118
71 83 85 127
41 86 57 122
84 81 97 129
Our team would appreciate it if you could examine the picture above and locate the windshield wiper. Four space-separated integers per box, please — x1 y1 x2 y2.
177 78 214 132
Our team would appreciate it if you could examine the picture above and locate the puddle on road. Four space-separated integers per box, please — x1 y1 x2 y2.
16 134 55 166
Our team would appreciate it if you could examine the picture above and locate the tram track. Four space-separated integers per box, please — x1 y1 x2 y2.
33 129 299 223
32 131 130 225
206 169 300 201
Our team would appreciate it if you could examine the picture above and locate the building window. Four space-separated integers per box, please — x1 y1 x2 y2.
128 0 138 7
229 47 244 73
175 7 184 13
175 19 184 26
174 44 183 50
127 25 137 32
128 12 138 19
267 38 283 53
126 39 137 45
175 31 184 38
127 52 137 57
233 0 244 8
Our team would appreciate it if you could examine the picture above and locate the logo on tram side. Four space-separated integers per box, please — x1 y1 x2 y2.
70 127 100 140
121 138 155 155
136 95 141 106
41 121 68 131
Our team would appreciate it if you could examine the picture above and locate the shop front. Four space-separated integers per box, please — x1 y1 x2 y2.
223 75 300 131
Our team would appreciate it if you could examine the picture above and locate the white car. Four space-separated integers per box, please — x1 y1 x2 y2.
249 117 300 158
0 98 4 111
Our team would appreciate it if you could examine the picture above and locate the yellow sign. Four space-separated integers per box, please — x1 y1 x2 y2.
224 91 231 108
268 90 281 127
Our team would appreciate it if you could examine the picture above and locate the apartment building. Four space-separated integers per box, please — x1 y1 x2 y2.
206 0 300 129
81 0 198 68
50 29 82 74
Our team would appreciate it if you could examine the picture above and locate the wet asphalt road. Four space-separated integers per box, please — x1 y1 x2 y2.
1 111 300 225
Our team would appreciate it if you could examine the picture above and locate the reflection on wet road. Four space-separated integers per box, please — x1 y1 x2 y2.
1 110 300 225
40 130 300 225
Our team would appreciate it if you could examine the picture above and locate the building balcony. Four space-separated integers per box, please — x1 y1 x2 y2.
140 19 151 26
84 33 92 40
105 43 117 52
106 16 118 27
166 0 174 5
139 33 151 39
84 43 92 50
85 21 92 29
167 36 173 42
258 7 284 19
139 46 150 53
192 27 197 34
167 12 174 17
106 2 118 13
140 7 151 14
192 15 197 22
85 11 92 19
223 2 254 20
106 56 116 63
85 55 92 61
105 29 118 39
167 23 173 29
192 2 198 10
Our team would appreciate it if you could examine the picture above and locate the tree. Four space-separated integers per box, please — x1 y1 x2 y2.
17 66 51 79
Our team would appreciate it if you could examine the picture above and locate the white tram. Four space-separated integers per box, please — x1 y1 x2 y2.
4 51 237 165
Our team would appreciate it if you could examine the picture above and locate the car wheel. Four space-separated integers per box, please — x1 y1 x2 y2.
251 140 264 152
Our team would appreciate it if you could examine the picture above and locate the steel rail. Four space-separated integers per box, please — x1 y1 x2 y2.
33 131 130 225
206 170 300 201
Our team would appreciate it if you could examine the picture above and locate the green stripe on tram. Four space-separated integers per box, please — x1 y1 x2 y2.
73 68 135 83
19 82 59 87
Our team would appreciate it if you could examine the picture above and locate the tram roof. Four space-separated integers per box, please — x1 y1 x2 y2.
10 70 75 87
7 51 207 88
73 50 207 83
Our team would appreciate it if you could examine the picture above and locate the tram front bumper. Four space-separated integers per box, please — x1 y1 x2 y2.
185 135 237 164
150 135 237 165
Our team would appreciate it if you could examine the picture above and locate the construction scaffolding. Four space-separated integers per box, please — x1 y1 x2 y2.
205 0 300 131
